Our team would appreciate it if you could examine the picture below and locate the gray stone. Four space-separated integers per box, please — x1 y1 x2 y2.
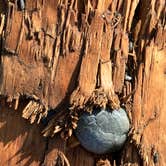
75 108 130 154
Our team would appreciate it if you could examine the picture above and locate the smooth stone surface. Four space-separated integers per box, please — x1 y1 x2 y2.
75 108 130 154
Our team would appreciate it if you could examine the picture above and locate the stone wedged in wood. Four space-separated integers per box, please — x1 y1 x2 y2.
0 0 165 165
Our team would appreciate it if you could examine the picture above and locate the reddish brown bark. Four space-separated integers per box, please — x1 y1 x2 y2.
0 0 165 165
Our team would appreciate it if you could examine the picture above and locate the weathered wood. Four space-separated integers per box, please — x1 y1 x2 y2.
0 99 46 166
0 0 165 165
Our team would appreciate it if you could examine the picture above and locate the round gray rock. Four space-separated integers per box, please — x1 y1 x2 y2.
75 108 130 154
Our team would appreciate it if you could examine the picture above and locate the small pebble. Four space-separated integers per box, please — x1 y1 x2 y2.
18 0 25 10
125 74 132 81
129 41 134 52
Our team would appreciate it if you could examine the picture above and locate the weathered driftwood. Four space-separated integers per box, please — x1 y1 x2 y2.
0 0 165 165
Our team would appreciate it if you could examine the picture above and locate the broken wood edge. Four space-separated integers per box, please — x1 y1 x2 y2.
22 99 48 124
0 14 5 35
41 87 121 140
69 87 120 112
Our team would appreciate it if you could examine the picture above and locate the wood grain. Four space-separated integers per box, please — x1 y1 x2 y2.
0 0 165 165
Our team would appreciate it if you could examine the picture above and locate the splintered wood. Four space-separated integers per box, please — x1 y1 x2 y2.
22 100 47 124
0 14 5 35
0 0 166 165
96 159 112 166
69 13 120 114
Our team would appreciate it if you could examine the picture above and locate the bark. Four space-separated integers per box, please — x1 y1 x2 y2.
0 0 165 165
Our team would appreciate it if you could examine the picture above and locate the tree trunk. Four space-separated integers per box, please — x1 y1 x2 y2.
0 0 165 165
